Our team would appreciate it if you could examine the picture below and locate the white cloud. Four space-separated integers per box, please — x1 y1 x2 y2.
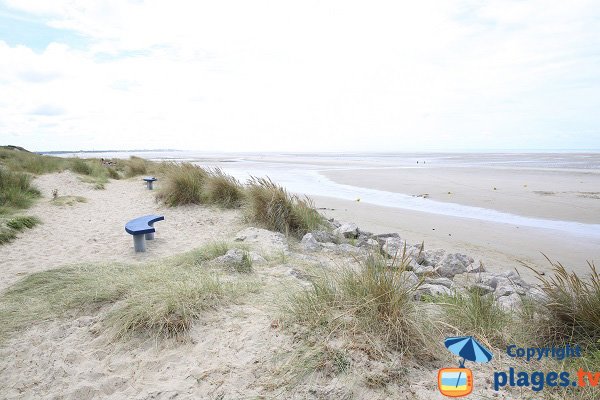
0 0 599 151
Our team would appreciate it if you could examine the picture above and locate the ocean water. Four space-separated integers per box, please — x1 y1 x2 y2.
48 151 600 238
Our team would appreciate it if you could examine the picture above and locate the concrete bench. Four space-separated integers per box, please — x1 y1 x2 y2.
143 176 157 190
125 214 165 252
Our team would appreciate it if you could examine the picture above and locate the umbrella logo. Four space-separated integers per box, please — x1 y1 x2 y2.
438 336 493 397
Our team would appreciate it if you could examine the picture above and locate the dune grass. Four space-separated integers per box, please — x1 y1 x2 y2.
244 177 327 238
526 259 600 350
0 168 41 212
51 195 87 206
6 216 41 231
157 163 208 206
0 243 259 341
0 147 66 174
203 168 245 208
433 287 508 347
283 252 439 365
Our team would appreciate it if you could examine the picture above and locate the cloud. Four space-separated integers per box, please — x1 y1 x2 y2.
29 104 65 116
0 0 599 151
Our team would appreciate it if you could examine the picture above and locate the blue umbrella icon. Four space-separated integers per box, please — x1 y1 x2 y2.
444 336 493 388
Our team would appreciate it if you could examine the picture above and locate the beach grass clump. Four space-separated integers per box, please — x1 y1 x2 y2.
283 252 437 363
157 163 209 206
203 168 245 208
527 259 600 350
0 229 17 244
0 243 259 341
51 196 87 206
70 158 94 175
245 177 326 238
6 216 41 231
435 287 508 347
124 156 148 178
0 168 41 211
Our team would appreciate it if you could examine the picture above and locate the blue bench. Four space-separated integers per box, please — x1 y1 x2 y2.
125 214 164 252
143 176 157 190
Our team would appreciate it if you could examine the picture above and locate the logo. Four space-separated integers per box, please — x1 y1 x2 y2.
438 336 493 397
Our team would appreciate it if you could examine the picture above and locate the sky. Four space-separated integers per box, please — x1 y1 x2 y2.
0 1 599 152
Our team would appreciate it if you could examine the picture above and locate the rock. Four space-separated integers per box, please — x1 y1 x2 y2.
493 277 526 298
400 271 419 288
526 286 549 303
467 261 486 273
437 253 474 278
249 252 267 264
471 283 495 295
382 237 407 258
336 243 365 255
234 227 288 252
413 264 435 276
357 238 380 250
310 230 340 244
497 293 523 311
417 249 446 267
213 248 245 264
328 218 342 228
333 222 360 239
320 242 337 251
301 233 320 252
424 277 453 288
416 283 452 298
373 232 400 247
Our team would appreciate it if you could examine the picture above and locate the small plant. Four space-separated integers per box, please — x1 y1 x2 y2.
51 196 87 206
6 216 41 231
203 168 245 208
124 156 148 178
157 163 208 206
51 188 58 200
236 251 254 273
0 168 41 210
0 229 17 244
70 158 93 175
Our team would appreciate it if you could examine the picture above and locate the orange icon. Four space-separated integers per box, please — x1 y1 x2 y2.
438 367 473 397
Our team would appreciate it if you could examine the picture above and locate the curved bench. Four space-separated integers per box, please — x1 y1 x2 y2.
143 176 157 190
125 214 164 252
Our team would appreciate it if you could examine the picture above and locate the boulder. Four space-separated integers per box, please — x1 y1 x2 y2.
413 264 435 276
436 253 474 278
417 249 446 267
234 227 288 252
373 232 401 247
400 271 419 288
382 237 407 258
416 283 452 298
497 293 523 311
336 243 365 255
310 230 340 244
333 222 360 239
300 233 320 252
424 277 453 288
471 283 495 295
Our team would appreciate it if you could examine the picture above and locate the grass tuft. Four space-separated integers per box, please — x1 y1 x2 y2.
6 216 41 231
0 168 41 211
203 168 245 208
124 156 148 178
157 163 208 206
51 196 87 206
244 177 326 238
0 242 258 341
284 251 438 363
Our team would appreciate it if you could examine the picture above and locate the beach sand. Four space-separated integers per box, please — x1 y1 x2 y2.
317 167 600 278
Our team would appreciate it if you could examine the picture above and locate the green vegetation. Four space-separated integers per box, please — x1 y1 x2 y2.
0 167 41 212
51 195 87 206
6 216 41 231
434 287 508 347
157 163 208 206
244 177 326 237
203 168 245 208
283 252 439 367
0 243 259 341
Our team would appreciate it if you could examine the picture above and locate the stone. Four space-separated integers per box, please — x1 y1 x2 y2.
400 271 419 288
497 293 523 311
333 222 360 239
336 243 365 255
373 232 400 246
467 261 486 273
413 264 435 276
417 249 446 267
381 237 407 258
436 253 474 278
301 233 320 252
471 283 495 295
493 277 526 298
526 286 549 303
358 238 380 250
424 277 453 288
234 227 288 252
416 283 452 298
310 230 340 244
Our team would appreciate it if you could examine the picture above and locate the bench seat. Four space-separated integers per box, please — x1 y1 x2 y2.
125 214 164 252
142 176 157 190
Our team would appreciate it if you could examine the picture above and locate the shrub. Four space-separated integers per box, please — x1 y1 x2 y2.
0 229 17 244
156 163 208 206
70 158 94 175
245 177 326 237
